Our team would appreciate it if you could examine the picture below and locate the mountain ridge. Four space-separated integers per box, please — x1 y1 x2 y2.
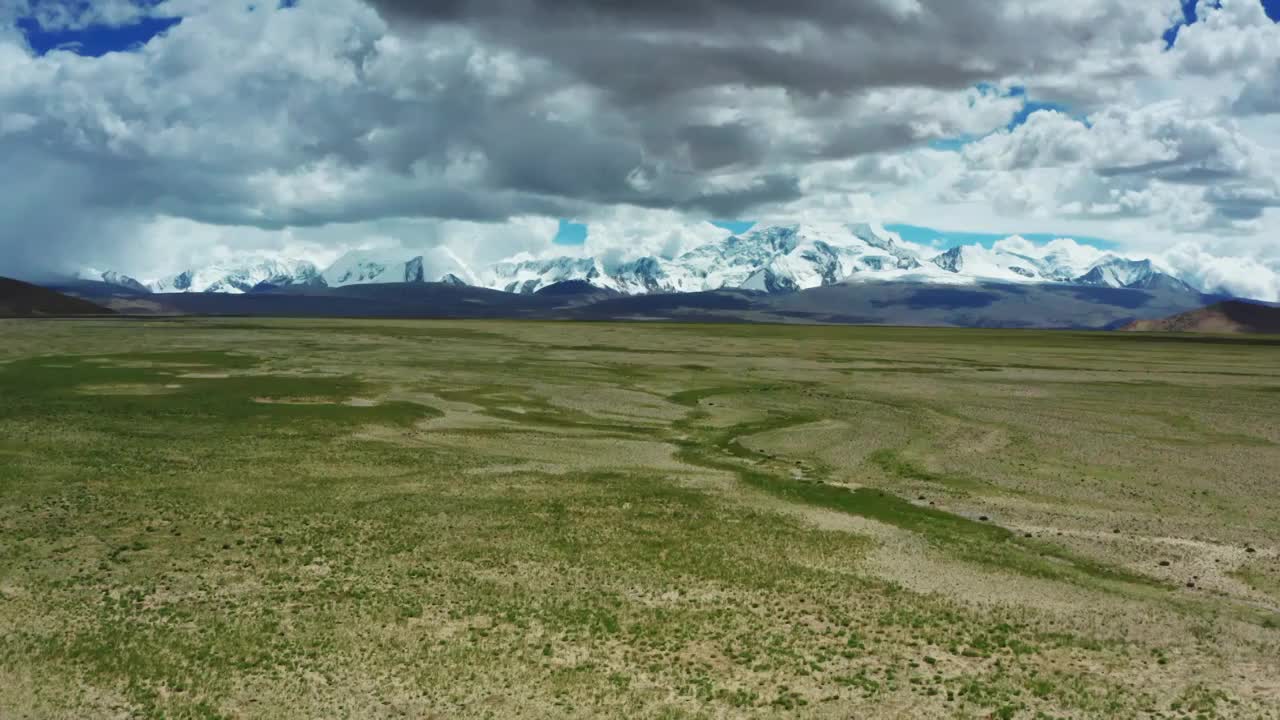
51 275 1234 331
83 223 1229 300
1 277 115 317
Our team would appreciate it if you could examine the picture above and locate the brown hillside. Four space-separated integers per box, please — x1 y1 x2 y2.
0 277 115 317
1121 300 1280 334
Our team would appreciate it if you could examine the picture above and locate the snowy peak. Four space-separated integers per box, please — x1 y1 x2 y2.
477 223 1037 296
1074 256 1155 288
468 223 937 297
404 256 426 283
322 247 475 288
1024 245 1103 281
932 247 965 273
612 257 669 295
1072 256 1193 291
930 245 1040 282
80 269 151 293
149 259 323 294
487 256 615 294
848 223 922 270
323 251 412 286
656 222 927 293
101 271 150 293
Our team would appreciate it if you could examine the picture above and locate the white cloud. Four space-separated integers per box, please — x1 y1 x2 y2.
1233 60 1280 115
574 208 733 268
992 236 1109 270
935 98 1280 241
1158 242 1280 300
1169 0 1280 76
0 0 1275 296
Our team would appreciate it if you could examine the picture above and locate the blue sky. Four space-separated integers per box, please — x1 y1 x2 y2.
1164 1 1207 48
553 219 1117 252
885 224 1117 251
14 2 297 57
554 220 756 245
552 219 588 245
17 8 180 56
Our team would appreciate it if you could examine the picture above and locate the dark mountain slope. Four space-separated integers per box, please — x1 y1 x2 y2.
0 277 114 317
33 277 1233 330
758 281 1225 329
1121 300 1280 334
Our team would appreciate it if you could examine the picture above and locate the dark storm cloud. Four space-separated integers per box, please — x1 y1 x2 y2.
366 0 1163 103
0 145 151 279
679 174 804 217
814 121 930 160
1204 184 1280 222
346 0 1171 222
1096 160 1242 184
368 0 917 29
347 0 1178 229
676 123 764 171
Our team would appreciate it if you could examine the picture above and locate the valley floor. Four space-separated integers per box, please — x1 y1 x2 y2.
1 318 1278 719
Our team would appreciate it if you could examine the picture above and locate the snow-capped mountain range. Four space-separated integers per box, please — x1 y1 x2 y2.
85 259 327 295
82 223 1211 298
320 247 475 288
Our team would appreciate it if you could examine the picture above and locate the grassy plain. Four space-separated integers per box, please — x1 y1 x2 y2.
1 318 1278 719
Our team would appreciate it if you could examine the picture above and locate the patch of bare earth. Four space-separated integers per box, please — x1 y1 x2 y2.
252 397 335 405
76 383 182 396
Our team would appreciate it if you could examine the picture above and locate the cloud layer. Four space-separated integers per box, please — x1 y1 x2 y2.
0 0 1276 295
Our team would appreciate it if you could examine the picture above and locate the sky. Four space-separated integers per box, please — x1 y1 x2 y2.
1 0 1279 299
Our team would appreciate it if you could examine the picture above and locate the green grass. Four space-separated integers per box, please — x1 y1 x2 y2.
867 448 992 492
0 318 1277 719
664 385 1166 592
